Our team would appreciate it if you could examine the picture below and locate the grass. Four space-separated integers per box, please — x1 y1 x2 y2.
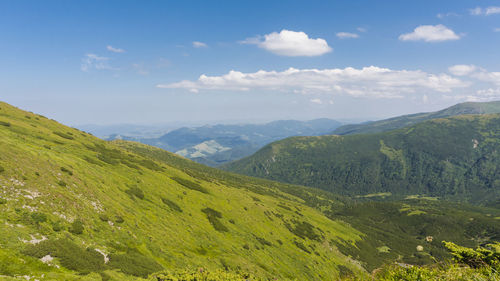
0 101 366 280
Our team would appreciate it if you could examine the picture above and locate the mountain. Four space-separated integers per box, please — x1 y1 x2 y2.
0 102 363 280
1 101 499 280
109 119 342 167
224 114 500 205
332 101 500 135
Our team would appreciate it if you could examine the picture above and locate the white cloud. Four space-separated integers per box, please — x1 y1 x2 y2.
437 12 459 19
81 54 111 72
357 27 367 33
158 66 467 98
192 41 208 48
470 6 500 16
399 25 460 42
336 32 359 39
470 7 483 15
448 65 477 76
310 98 323 104
486 6 500 15
494 28 500 32
106 45 125 53
241 29 332 57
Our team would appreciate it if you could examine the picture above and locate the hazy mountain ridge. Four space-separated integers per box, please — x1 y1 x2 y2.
108 118 342 166
332 101 500 135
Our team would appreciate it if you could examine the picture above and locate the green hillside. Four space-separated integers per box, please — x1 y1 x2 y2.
332 101 500 135
225 114 500 205
0 101 366 280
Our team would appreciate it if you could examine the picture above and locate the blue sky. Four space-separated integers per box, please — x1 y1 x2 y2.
1 0 500 125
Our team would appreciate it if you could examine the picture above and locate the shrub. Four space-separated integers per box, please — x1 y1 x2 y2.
0 121 11 127
0 198 7 204
31 212 47 224
115 216 124 224
53 131 74 140
150 269 256 281
171 177 209 194
60 167 73 176
284 220 320 241
57 180 67 187
443 241 500 268
23 239 105 273
99 214 109 222
69 219 84 234
0 165 4 173
201 207 228 232
108 250 163 278
161 197 182 212
126 186 145 199
52 221 63 232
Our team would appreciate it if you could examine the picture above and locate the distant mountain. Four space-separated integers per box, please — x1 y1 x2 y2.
109 118 342 166
225 114 500 205
332 101 500 135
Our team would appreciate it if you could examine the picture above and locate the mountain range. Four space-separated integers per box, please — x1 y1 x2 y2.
107 119 342 167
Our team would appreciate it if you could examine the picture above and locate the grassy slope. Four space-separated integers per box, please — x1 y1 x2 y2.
0 101 366 280
332 101 500 135
225 114 500 204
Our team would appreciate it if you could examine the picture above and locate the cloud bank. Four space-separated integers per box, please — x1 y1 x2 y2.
158 66 467 98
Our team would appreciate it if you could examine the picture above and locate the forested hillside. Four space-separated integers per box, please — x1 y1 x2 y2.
225 114 500 205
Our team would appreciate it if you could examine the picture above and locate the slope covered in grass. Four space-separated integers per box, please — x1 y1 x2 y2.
0 101 365 280
225 114 500 205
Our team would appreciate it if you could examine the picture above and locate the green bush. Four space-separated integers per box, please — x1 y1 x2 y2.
99 214 109 222
60 166 73 175
108 250 163 278
23 239 105 273
443 241 500 268
172 177 209 194
126 186 145 199
150 269 258 281
57 180 67 187
30 212 47 224
201 207 228 232
53 131 74 140
115 216 124 224
0 120 11 127
161 197 182 212
69 219 84 234
52 221 63 232
0 165 4 173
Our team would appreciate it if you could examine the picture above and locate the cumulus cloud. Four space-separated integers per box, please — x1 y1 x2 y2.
81 54 111 72
336 32 359 39
241 30 332 57
399 24 460 42
448 65 477 76
158 66 467 98
192 41 208 48
357 27 367 33
310 98 323 104
470 6 500 16
106 45 125 53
